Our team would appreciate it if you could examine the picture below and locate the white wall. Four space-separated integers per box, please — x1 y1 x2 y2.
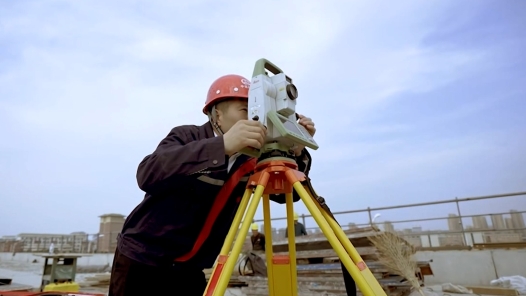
415 249 526 286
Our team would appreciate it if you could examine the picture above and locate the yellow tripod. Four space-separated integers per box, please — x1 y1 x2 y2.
203 156 387 296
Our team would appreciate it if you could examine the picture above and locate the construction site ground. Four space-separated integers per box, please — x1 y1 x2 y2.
0 259 512 296
0 259 248 296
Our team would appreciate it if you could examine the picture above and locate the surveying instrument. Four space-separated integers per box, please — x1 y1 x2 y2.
203 58 387 296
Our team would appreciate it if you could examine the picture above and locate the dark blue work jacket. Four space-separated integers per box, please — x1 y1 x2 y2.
117 121 312 270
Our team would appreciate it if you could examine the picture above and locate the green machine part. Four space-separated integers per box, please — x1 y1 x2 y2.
240 58 319 158
267 110 319 150
252 58 284 77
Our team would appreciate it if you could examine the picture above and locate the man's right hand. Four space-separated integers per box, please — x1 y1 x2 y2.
223 120 267 156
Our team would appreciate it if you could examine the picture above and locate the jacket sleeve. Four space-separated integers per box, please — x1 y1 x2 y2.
136 126 226 195
294 148 312 175
292 148 312 201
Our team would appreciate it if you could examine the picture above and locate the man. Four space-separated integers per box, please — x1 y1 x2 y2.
285 212 308 238
246 222 267 277
108 74 316 296
250 223 265 253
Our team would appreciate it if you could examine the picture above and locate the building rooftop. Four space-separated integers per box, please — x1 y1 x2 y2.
98 213 126 218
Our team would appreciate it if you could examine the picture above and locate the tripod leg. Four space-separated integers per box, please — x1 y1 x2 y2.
205 183 267 296
312 197 386 295
261 192 300 296
203 187 253 295
291 182 386 296
262 194 275 295
222 188 254 254
301 185 357 296
301 184 358 296
285 193 298 295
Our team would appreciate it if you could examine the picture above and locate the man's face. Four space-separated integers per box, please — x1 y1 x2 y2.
252 229 258 235
216 99 248 133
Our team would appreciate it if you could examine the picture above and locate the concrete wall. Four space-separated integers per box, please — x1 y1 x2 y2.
2 249 526 286
415 249 526 286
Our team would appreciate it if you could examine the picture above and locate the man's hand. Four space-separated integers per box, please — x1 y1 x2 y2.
297 114 316 137
292 114 316 156
223 120 267 156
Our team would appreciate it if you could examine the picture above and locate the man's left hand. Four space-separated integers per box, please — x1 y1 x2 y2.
292 114 316 156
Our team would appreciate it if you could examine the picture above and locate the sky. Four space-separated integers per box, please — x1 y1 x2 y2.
1 0 525 237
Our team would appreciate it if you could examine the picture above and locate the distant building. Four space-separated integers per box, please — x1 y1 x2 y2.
491 214 506 230
484 231 522 243
438 233 464 246
448 214 462 232
97 213 126 253
0 232 89 253
472 215 489 230
403 231 423 248
505 218 514 229
0 236 20 252
510 210 526 232
383 221 395 232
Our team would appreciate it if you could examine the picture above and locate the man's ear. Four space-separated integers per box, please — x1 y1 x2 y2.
214 107 223 126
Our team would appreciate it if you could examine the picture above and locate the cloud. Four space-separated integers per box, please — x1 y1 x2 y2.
1 0 525 235
0 0 350 234
0 0 350 139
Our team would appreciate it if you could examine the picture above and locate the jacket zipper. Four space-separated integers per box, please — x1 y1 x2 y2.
189 167 209 176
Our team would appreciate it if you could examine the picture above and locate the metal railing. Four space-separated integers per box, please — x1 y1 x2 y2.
252 191 526 247
2 191 525 252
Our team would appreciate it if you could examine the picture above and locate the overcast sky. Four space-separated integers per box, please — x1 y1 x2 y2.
1 0 525 237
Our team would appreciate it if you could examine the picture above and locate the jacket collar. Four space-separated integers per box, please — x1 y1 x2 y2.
201 121 215 139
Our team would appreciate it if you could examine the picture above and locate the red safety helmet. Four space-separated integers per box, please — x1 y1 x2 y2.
203 74 251 114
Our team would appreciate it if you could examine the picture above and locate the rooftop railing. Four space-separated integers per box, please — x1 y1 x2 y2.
2 191 525 252
253 191 526 247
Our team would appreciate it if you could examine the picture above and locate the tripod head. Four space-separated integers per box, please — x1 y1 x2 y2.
240 58 319 159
